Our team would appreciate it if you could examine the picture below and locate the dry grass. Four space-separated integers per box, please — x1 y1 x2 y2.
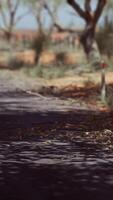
0 49 86 67
0 69 113 111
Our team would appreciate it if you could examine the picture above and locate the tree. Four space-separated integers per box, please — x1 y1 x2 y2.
0 0 31 41
104 0 113 24
44 0 65 32
67 0 107 62
95 0 113 60
24 0 48 64
25 0 64 33
25 0 48 33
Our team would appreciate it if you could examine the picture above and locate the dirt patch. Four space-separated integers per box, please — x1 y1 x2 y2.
0 70 113 110
38 83 113 111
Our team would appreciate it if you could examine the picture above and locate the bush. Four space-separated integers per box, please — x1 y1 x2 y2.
8 58 25 70
24 64 68 79
56 52 66 65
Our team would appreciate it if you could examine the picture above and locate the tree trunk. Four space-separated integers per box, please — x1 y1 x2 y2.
80 23 101 64
67 0 106 64
101 68 106 102
5 29 13 42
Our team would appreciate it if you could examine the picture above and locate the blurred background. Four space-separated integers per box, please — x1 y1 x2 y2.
0 0 113 106
0 0 112 70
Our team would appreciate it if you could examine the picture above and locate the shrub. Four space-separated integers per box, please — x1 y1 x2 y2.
24 64 68 79
7 56 25 69
56 52 66 65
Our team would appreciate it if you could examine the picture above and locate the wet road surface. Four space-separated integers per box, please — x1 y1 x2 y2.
0 138 113 200
0 92 113 200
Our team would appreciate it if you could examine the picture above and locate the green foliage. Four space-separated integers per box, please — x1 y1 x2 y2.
24 64 67 79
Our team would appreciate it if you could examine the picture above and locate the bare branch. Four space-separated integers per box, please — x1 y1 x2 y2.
53 23 79 33
84 0 94 22
44 3 62 32
0 10 8 27
7 0 13 13
14 0 20 13
94 0 107 23
0 0 29 40
44 2 76 32
85 0 91 13
44 3 56 24
15 9 31 24
67 0 86 20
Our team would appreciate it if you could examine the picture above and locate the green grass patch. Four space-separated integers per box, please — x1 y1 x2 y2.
23 64 69 79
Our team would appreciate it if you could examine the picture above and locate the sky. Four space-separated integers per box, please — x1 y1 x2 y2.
16 4 85 30
0 0 105 30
